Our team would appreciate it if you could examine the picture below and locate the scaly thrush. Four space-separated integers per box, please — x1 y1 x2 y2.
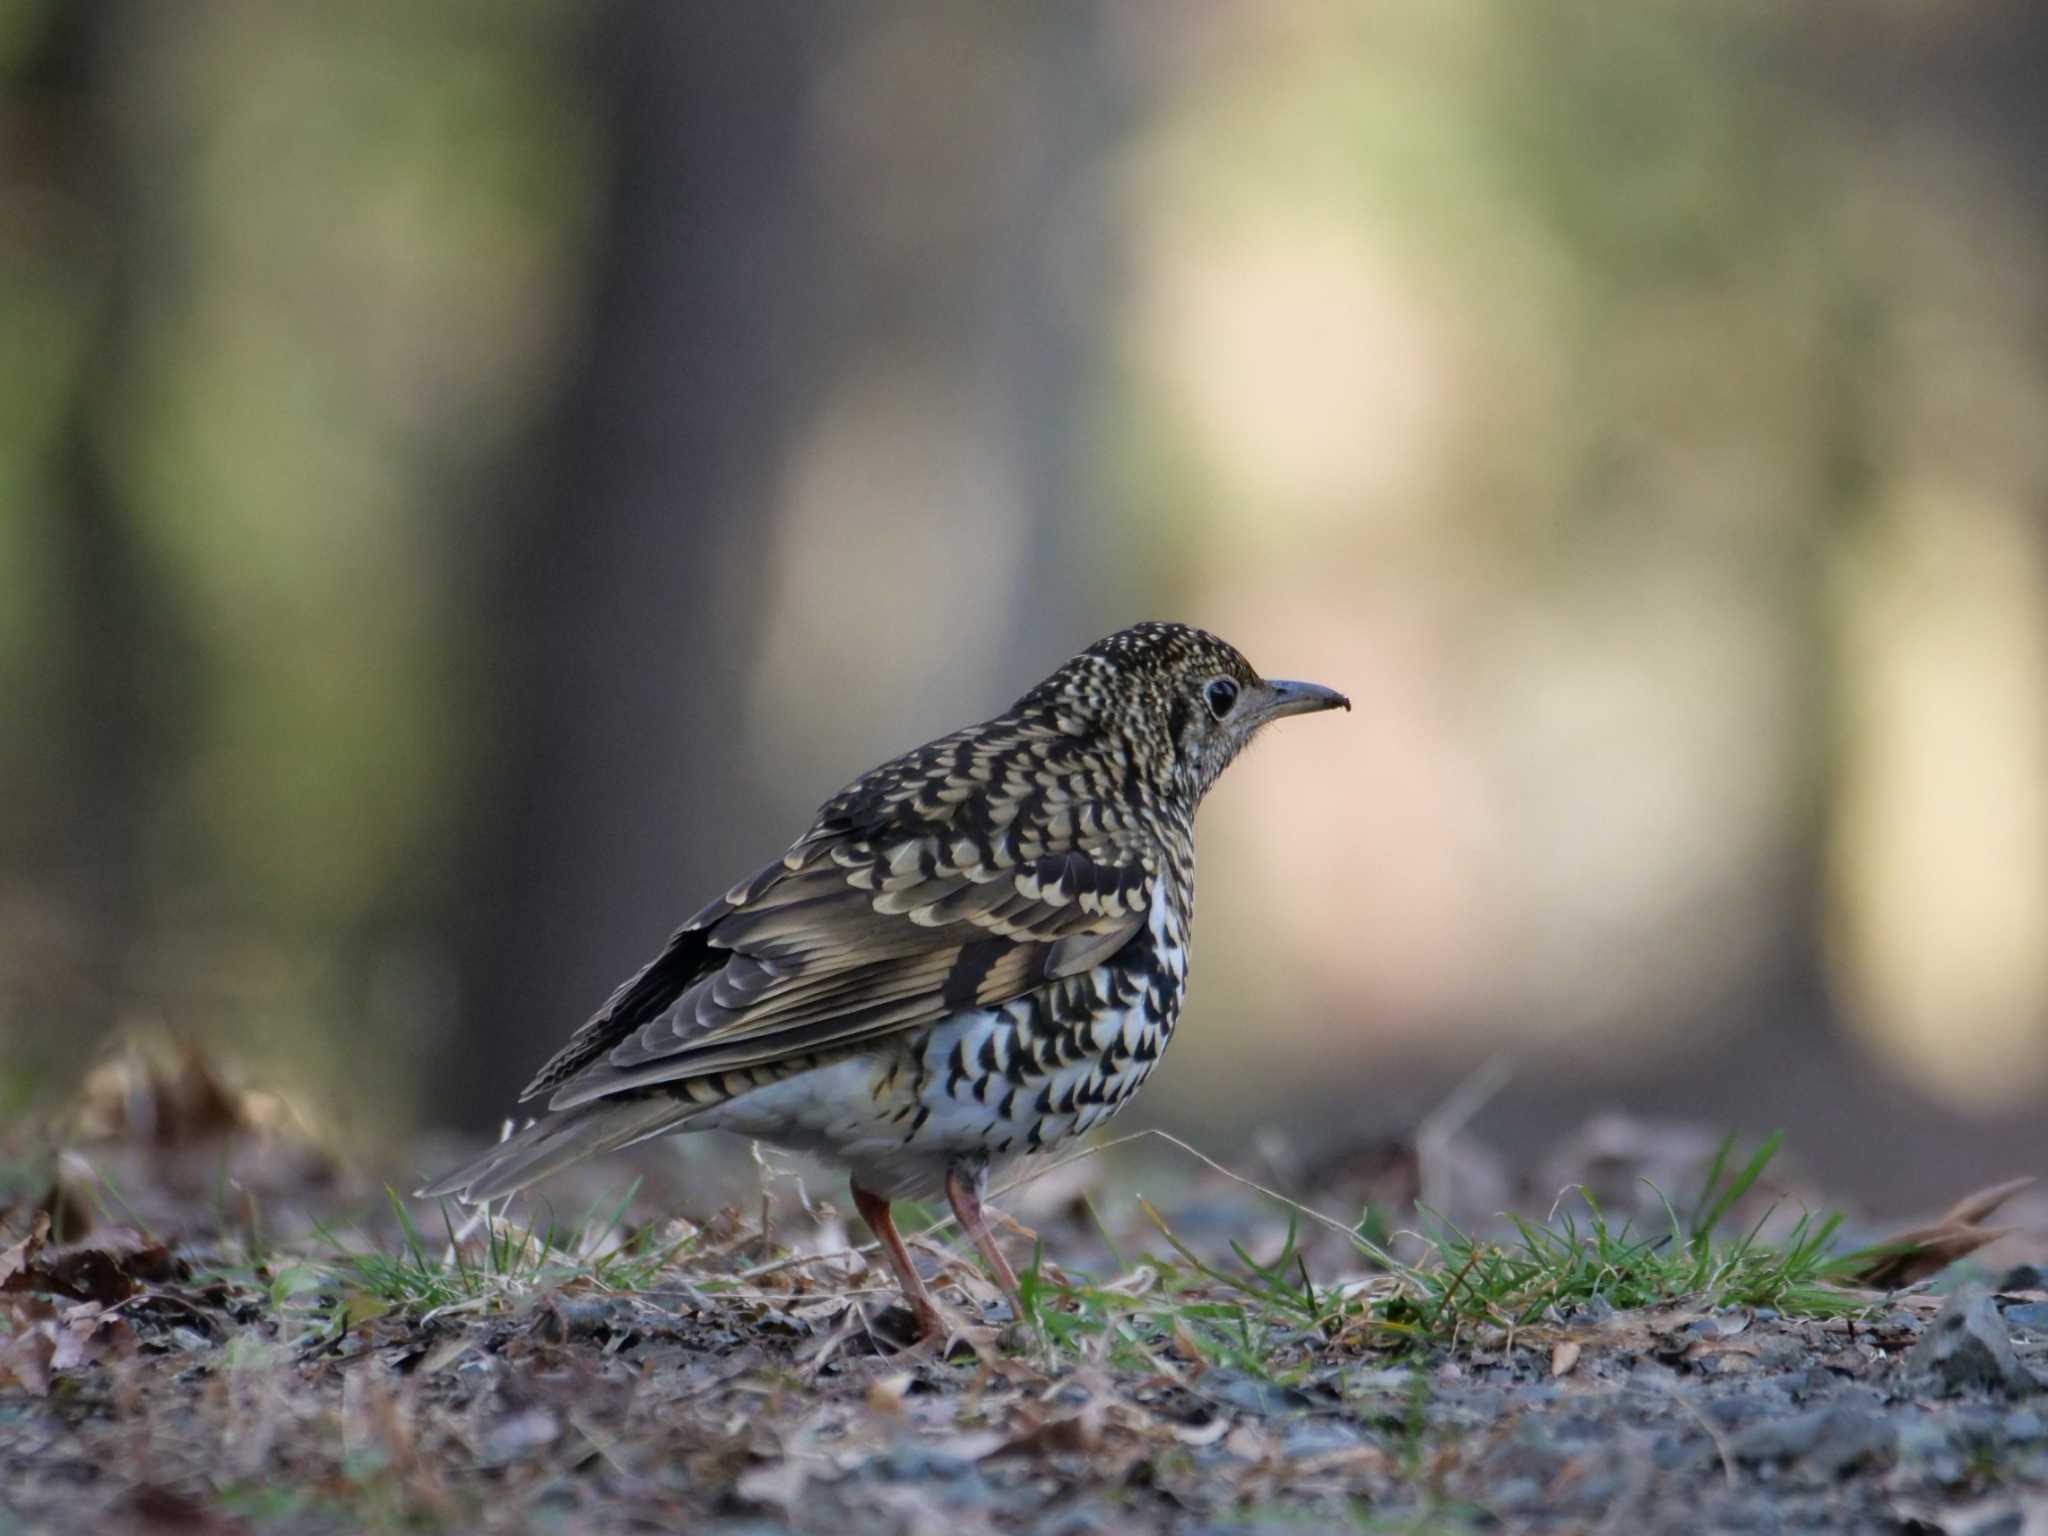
422 622 1348 1336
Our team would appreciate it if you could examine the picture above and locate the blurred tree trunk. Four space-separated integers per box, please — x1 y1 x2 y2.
16 0 190 1081
444 3 828 1124
444 2 1121 1129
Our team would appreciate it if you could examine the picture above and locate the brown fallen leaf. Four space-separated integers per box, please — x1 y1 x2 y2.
72 1030 259 1145
0 1305 56 1395
1 1225 185 1304
0 1294 133 1395
1850 1176 2035 1290
1551 1339 1582 1377
991 1374 1116 1461
994 1404 1106 1458
50 1303 117 1373
63 1028 335 1203
0 1211 50 1287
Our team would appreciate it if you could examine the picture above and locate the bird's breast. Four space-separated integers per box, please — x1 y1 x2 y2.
906 872 1193 1158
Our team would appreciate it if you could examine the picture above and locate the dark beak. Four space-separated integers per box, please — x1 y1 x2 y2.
1258 678 1352 722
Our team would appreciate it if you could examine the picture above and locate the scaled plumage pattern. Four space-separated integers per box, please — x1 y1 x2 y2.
422 622 1348 1335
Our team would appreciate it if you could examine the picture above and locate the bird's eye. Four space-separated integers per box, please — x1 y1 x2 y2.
1204 678 1239 720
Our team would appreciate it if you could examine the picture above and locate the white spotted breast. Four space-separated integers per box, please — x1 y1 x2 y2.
905 871 1192 1157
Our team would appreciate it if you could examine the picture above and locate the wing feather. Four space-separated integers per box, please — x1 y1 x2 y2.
527 715 1162 1112
536 774 1163 1114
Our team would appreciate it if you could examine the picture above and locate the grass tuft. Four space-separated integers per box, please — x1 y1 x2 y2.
1008 1131 1877 1375
247 1181 703 1340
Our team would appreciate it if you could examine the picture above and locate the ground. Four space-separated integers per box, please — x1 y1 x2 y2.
2 1041 2045 1535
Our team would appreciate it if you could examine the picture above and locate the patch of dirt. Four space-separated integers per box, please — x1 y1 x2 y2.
3 1251 2046 1535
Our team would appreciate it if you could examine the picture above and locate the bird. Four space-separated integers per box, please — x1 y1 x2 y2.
421 621 1349 1337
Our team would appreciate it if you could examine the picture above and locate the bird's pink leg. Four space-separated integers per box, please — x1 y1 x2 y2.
851 1180 944 1338
945 1167 1025 1324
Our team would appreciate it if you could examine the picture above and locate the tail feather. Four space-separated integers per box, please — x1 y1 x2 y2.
415 1097 698 1203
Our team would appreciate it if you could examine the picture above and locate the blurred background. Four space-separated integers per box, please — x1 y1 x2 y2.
4 0 2045 1213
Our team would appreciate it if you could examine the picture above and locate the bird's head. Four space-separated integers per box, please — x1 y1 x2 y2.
1032 622 1350 808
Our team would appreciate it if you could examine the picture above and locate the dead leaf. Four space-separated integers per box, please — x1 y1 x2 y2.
997 1409 1103 1457
0 1314 55 1396
0 1211 50 1287
73 1032 249 1144
417 1335 475 1376
1851 1176 2035 1289
1551 1339 1582 1377
49 1312 105 1374
993 1382 1110 1460
1223 1420 1275 1461
2 1226 184 1304
0 1294 131 1395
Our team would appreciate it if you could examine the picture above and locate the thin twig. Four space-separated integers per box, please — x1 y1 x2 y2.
1417 1054 1514 1220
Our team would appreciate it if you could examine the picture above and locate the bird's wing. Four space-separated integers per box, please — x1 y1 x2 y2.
524 723 1162 1111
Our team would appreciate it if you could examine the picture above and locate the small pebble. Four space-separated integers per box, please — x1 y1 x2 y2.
1910 1289 2045 1398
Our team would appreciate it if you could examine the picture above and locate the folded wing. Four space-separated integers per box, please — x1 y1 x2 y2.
522 727 1158 1112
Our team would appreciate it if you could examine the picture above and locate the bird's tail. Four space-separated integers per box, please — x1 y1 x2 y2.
415 1096 699 1204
